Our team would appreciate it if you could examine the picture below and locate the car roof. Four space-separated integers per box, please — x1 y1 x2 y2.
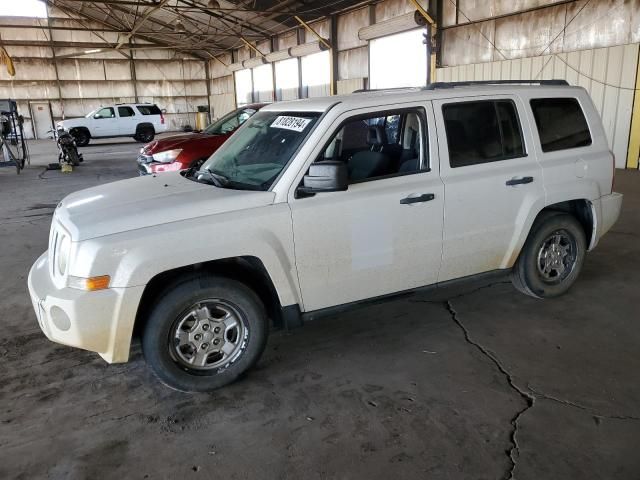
260 82 587 114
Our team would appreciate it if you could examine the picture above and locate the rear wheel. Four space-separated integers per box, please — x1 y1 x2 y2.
71 129 90 147
142 275 268 392
512 212 586 298
135 125 155 143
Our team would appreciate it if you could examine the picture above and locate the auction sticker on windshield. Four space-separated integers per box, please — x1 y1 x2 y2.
271 116 312 132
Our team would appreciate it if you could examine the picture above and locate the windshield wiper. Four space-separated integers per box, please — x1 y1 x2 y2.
194 168 229 187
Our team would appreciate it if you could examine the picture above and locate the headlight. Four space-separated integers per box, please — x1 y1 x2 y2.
152 149 182 163
57 235 70 275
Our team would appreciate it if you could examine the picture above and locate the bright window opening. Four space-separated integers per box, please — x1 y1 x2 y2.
0 0 47 17
235 69 253 107
301 51 330 97
252 63 274 103
370 29 428 89
275 58 300 100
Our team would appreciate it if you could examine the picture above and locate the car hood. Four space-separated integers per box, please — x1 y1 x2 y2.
58 117 84 127
55 173 275 241
144 133 223 153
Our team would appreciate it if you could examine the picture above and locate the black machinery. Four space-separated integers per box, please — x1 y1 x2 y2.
0 99 29 174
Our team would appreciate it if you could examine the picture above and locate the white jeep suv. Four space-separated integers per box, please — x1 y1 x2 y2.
29 81 623 391
56 103 168 146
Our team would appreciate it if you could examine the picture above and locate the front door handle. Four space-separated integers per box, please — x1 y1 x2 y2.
506 176 534 186
400 193 435 205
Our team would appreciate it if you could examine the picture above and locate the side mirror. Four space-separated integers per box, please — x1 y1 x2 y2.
298 161 348 194
94 114 102 119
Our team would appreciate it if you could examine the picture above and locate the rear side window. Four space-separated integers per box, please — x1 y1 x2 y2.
136 105 161 115
442 100 525 168
118 106 135 117
530 98 592 152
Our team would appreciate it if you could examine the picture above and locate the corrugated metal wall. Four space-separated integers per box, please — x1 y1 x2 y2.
436 43 640 168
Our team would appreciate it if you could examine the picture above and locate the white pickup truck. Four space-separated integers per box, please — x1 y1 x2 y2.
29 81 622 391
57 103 167 146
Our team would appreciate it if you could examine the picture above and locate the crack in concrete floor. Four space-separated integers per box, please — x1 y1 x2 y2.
445 300 533 480
445 294 640 480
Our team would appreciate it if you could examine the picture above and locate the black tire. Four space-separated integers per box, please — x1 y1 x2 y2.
511 212 586 298
135 125 155 143
68 149 80 166
71 129 90 147
142 275 268 392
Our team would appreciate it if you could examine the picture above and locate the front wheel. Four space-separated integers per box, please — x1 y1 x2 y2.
142 275 268 392
71 129 90 147
512 212 586 298
67 148 80 166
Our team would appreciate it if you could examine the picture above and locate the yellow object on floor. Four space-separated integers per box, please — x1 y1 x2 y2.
61 164 73 173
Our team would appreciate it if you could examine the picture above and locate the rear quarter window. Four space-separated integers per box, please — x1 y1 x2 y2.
136 105 162 115
530 98 592 152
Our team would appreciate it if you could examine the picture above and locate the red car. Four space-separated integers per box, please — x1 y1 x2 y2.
137 104 265 175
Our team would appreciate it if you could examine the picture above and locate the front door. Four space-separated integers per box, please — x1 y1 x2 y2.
289 104 444 312
433 95 546 282
91 107 118 136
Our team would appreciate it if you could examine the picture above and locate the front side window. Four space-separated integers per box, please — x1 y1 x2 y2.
315 109 426 183
94 107 115 119
443 100 525 168
118 106 135 117
530 98 592 152
198 111 320 191
204 108 256 135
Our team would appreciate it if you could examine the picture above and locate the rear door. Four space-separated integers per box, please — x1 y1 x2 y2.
433 95 546 282
117 106 137 135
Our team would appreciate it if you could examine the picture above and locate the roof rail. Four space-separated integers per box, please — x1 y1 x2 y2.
424 79 569 90
353 86 419 93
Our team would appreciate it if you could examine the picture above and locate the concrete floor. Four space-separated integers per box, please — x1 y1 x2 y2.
0 139 639 480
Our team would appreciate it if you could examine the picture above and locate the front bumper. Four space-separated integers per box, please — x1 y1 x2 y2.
27 252 145 363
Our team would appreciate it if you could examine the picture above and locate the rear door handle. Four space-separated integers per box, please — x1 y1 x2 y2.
506 176 534 186
400 193 435 205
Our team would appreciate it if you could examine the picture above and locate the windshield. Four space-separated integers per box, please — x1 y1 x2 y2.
204 108 257 135
85 109 97 118
196 110 321 191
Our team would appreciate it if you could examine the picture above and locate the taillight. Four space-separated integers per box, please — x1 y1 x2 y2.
160 113 165 125
610 150 616 193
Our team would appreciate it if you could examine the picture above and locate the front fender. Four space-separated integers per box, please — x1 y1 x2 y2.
70 203 302 308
